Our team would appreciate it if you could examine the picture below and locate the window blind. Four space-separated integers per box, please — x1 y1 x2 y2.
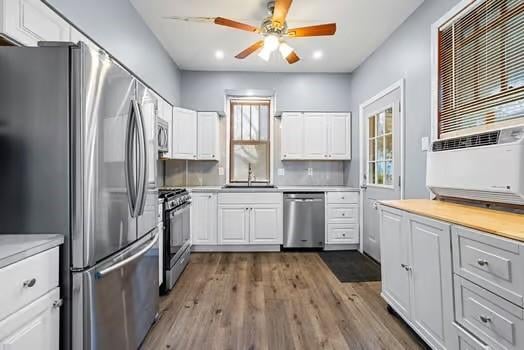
438 0 524 139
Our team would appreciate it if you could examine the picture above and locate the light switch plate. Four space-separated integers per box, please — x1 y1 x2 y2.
421 136 430 152
218 167 224 176
278 168 285 176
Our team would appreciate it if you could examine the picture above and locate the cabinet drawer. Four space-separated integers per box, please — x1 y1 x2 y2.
326 192 358 204
455 275 524 350
452 226 524 307
0 247 59 320
453 323 490 350
327 224 358 243
218 192 282 205
327 204 358 223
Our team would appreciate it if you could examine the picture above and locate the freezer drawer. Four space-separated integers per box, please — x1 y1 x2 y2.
72 230 159 350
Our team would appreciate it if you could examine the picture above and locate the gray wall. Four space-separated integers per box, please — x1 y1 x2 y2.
44 0 181 104
164 71 352 187
345 0 461 198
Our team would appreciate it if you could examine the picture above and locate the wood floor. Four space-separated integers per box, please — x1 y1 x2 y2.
142 253 428 350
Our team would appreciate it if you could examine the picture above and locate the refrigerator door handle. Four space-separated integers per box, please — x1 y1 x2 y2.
134 100 148 216
95 231 159 279
125 101 137 217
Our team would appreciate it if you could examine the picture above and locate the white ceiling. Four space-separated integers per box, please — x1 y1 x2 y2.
130 0 424 73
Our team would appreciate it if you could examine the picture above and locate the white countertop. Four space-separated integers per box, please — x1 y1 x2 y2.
187 186 359 193
0 234 64 269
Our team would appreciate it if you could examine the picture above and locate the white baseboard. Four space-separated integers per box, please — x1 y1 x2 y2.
191 245 281 252
323 243 359 251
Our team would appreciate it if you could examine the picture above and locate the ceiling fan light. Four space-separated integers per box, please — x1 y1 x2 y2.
279 42 294 59
263 34 280 52
258 47 272 61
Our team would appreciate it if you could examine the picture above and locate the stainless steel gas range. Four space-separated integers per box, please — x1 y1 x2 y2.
159 188 192 293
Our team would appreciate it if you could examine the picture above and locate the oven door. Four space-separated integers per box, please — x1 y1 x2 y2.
167 201 191 267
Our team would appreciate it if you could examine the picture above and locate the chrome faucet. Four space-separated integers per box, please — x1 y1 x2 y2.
248 163 255 186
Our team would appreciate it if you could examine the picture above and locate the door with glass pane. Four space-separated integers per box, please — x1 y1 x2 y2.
229 100 271 184
362 88 401 262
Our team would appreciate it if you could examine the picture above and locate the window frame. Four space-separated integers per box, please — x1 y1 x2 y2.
225 95 274 185
431 0 524 141
366 104 395 189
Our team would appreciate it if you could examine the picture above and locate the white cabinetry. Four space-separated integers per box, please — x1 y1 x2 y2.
0 246 62 350
217 193 283 246
281 112 351 160
197 112 219 160
379 206 457 350
325 192 359 246
172 107 198 160
191 193 218 245
0 0 70 46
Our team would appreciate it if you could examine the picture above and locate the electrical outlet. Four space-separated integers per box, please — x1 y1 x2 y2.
218 167 224 176
421 136 430 152
307 168 313 176
278 168 285 176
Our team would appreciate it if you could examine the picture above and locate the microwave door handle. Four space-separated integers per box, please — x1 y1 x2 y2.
95 231 159 279
134 100 147 216
125 102 137 217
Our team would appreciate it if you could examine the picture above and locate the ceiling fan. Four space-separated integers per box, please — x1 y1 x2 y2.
212 0 336 64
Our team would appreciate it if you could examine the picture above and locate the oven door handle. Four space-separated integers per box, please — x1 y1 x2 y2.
169 201 192 217
95 231 159 279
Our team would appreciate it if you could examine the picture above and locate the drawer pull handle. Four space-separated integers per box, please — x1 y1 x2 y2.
477 259 489 267
22 278 36 288
53 299 63 309
400 264 412 271
479 315 491 323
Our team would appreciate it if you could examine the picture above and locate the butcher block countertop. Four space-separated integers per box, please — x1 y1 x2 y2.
380 199 524 243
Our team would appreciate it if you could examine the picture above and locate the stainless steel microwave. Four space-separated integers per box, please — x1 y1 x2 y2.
157 118 169 154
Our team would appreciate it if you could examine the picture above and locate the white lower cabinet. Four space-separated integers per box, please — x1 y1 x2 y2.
0 288 60 350
215 193 283 247
379 206 456 350
325 192 359 246
191 193 218 244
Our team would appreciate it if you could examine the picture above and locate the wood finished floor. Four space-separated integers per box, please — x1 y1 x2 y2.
142 253 428 350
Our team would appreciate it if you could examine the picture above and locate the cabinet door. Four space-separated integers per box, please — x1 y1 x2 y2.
408 214 454 350
281 113 304 160
172 108 197 159
328 114 351 159
191 193 218 245
197 112 219 160
2 0 70 46
218 205 249 244
379 207 411 319
0 288 60 350
303 113 328 159
250 205 282 244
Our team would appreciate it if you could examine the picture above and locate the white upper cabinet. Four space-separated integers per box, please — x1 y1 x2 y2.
0 0 70 46
328 113 351 159
281 112 304 160
303 113 328 159
172 107 198 160
281 112 351 160
197 112 219 161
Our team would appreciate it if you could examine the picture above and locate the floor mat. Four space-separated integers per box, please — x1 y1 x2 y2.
319 250 381 283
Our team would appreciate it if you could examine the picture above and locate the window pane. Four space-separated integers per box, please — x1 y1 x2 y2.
233 105 242 140
377 112 385 136
385 134 392 160
242 105 251 140
232 144 269 182
377 136 384 161
368 162 375 185
368 139 375 161
251 105 259 140
259 105 269 141
368 116 376 138
385 161 393 186
385 108 393 133
376 162 385 185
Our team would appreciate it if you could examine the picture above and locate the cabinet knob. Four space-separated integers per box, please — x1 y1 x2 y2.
212 154 215 158
53 299 63 309
342 213 346 216
477 259 489 267
479 315 491 323
400 264 412 271
23 278 37 288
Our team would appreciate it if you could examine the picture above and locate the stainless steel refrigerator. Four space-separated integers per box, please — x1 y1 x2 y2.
0 42 159 350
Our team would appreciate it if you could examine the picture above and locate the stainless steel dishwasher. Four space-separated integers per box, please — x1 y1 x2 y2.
283 193 325 248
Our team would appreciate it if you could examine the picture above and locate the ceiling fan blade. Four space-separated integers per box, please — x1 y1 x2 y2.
272 0 293 28
286 51 300 64
214 17 258 33
235 40 264 59
287 23 337 37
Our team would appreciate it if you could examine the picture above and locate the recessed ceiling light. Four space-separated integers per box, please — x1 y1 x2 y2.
313 50 323 60
215 50 224 60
